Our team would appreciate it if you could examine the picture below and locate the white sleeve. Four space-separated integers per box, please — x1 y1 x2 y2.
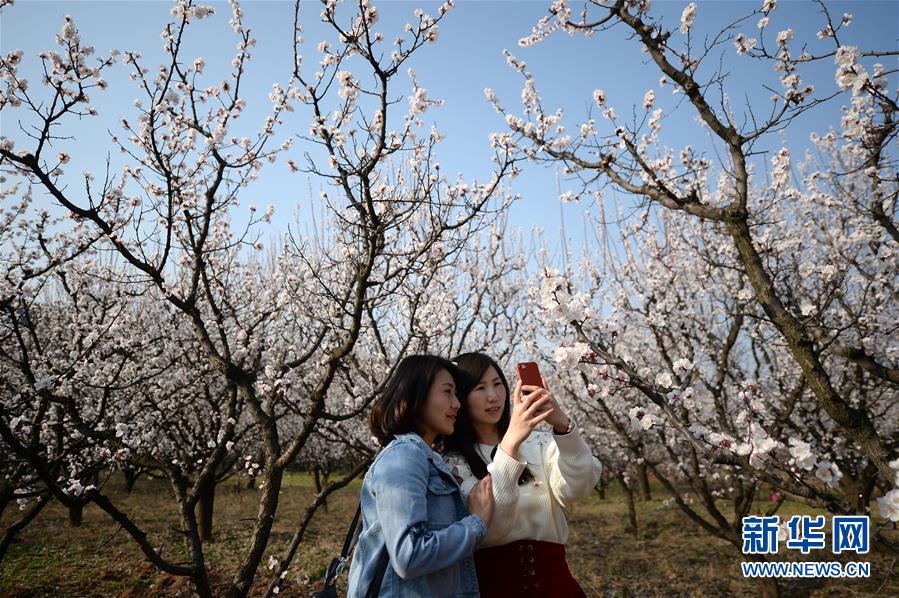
445 453 478 502
484 446 526 541
545 422 603 509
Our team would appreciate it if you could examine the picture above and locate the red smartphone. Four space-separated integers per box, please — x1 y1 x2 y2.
516 362 545 388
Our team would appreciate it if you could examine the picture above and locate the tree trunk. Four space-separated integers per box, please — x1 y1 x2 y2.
179 495 213 598
745 555 782 598
197 478 216 542
617 473 638 538
596 475 606 501
227 467 284 597
68 502 83 527
123 468 140 494
313 468 330 512
637 462 652 501
853 462 879 515
726 217 894 483
262 459 371 598
0 492 51 560
755 572 782 597
0 484 11 523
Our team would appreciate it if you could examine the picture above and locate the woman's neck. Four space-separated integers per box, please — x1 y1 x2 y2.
472 421 500 445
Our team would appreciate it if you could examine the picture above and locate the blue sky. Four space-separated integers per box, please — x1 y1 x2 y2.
2 0 896 257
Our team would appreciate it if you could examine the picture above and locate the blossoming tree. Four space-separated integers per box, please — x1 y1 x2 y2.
0 0 518 594
487 0 898 580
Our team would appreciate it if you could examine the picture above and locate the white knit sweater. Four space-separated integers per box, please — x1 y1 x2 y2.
444 423 602 548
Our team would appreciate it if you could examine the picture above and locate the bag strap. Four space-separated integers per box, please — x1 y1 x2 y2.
321 503 363 589
322 502 391 597
321 453 391 595
341 503 363 558
366 547 390 598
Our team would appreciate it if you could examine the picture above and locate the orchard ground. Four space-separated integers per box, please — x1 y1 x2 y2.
2 473 896 597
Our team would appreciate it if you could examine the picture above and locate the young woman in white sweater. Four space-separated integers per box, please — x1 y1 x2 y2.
443 352 602 598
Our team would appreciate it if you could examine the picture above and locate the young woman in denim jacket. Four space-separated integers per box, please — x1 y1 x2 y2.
347 354 495 597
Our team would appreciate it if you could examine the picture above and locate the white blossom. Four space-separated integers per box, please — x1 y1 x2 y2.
878 489 899 522
679 3 696 34
654 371 673 388
734 33 757 55
629 406 655 430
788 438 816 470
814 461 842 486
673 358 694 375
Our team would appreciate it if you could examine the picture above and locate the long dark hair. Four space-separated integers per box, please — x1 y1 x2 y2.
370 354 459 447
444 352 533 484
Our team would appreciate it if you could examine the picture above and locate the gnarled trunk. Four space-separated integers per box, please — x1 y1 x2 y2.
636 462 652 501
312 467 331 511
0 492 51 560
744 555 782 598
227 467 284 597
68 502 83 527
617 473 638 538
123 468 140 494
596 474 607 500
197 477 216 542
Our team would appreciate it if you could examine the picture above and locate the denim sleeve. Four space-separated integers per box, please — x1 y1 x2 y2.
372 442 487 579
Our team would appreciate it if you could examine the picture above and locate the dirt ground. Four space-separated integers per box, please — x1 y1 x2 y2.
1 473 896 596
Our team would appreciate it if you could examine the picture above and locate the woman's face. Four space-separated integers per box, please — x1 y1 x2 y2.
466 365 507 428
418 368 460 445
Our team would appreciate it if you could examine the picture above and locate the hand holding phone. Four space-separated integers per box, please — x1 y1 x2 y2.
498 362 554 459
514 361 570 434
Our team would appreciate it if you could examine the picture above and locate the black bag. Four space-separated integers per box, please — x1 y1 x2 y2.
315 503 388 598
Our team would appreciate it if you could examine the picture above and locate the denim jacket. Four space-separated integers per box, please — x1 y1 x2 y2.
347 432 486 597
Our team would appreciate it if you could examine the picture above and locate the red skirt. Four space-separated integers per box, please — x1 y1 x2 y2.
473 540 587 598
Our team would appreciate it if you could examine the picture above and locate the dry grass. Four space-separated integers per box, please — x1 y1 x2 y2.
1 474 896 597
565 490 897 597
